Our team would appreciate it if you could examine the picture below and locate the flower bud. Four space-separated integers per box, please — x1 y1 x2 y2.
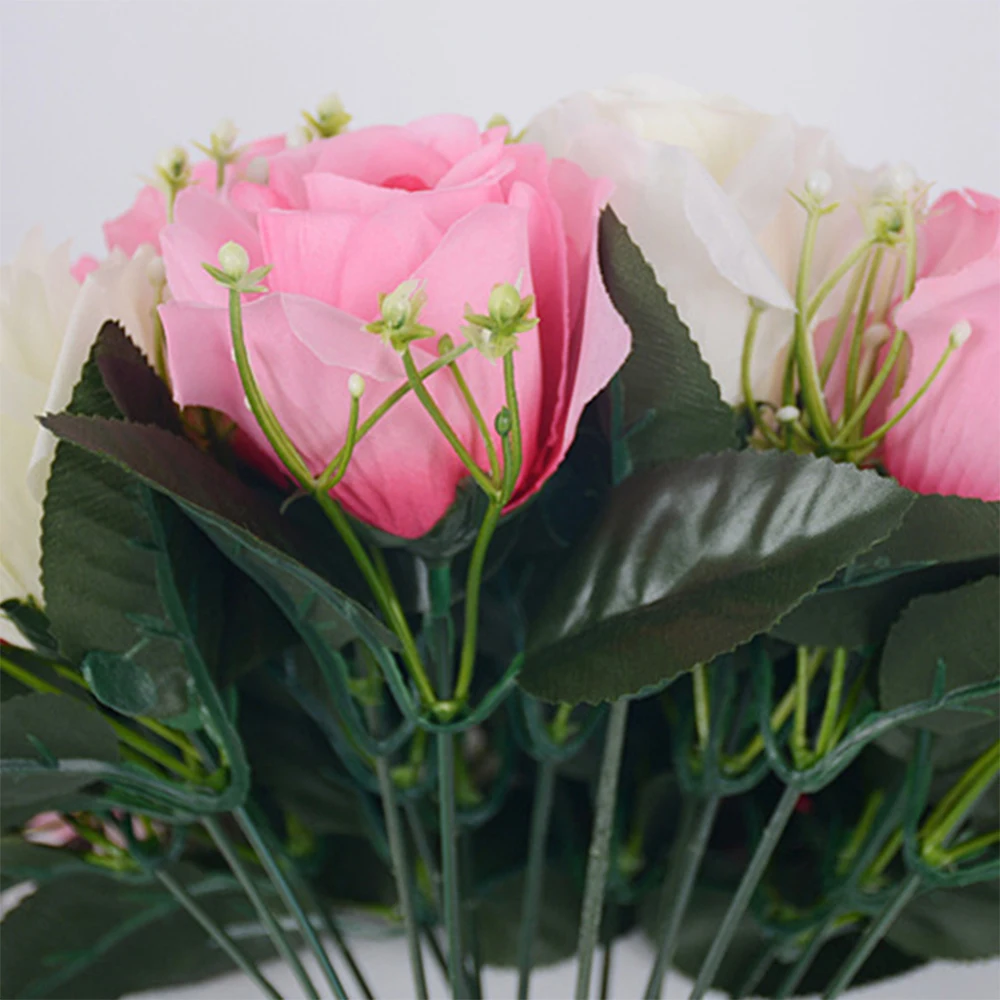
246 156 269 185
495 407 513 436
775 405 801 424
863 322 893 350
949 319 972 347
488 282 524 325
212 118 239 150
286 125 312 149
347 373 366 398
438 333 456 354
157 145 189 181
869 202 904 240
218 241 250 280
874 162 918 201
805 169 833 202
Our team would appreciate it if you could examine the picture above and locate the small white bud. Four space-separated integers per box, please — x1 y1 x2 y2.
218 241 250 279
776 405 801 424
157 145 189 178
874 162 918 201
145 256 166 287
488 283 523 325
246 156 269 185
316 93 346 120
805 169 833 202
347 373 366 399
212 118 239 149
949 319 972 347
286 125 312 148
863 322 893 350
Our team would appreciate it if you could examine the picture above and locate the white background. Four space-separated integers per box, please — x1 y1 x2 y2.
2 1 999 997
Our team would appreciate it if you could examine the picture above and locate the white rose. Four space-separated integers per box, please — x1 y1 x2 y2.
0 232 158 641
526 77 876 403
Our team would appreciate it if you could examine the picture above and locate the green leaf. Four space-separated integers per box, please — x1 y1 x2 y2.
0 600 59 657
41 343 206 717
91 320 183 433
879 576 999 735
849 493 999 582
41 414 399 659
520 451 913 703
81 651 161 716
598 208 738 469
0 867 293 1000
771 559 997 649
888 881 1000 961
0 693 119 809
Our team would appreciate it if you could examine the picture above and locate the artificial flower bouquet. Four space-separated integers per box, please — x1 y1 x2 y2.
1 80 997 1000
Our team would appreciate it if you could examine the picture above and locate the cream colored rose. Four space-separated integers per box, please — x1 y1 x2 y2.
1 232 158 641
526 77 875 403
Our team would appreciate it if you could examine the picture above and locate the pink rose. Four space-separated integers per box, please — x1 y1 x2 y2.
881 190 999 500
155 116 631 537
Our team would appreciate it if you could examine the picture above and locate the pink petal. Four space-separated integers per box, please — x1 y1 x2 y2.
162 187 264 305
402 115 484 164
919 190 1000 280
882 252 1000 500
71 255 100 283
313 126 452 189
104 186 166 255
230 180 291 215
305 173 403 214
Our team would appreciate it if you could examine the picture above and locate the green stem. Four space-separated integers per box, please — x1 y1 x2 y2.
374 751 428 999
155 870 282 999
599 906 618 1000
643 795 721 999
574 700 629 1000
814 648 848 757
776 914 836 999
314 492 436 707
737 939 780 1000
234 808 348 1000
819 254 870 386
315 394 360 492
692 663 712 753
402 348 499 500
901 201 918 298
453 500 502 704
741 305 785 449
202 816 319 1000
842 247 884 424
807 238 877 325
448 354 501 485
792 210 834 445
831 329 906 445
846 338 962 459
438 730 468 997
940 830 1000 866
516 758 558 999
822 875 920 999
791 647 812 769
503 352 523 496
689 783 800 999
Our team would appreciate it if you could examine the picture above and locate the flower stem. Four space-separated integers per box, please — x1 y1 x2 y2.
643 794 721 999
822 874 921 999
819 254 871 386
791 646 813 769
234 807 349 1000
155 869 283 1000
574 700 629 1000
692 663 712 752
503 352 523 495
438 728 468 997
832 329 906 446
402 348 499 500
689 783 800 999
842 247 884 424
814 649 848 757
736 939 781 1000
448 353 501 485
516 757 559 999
741 305 784 449
202 816 319 1000
806 238 877 325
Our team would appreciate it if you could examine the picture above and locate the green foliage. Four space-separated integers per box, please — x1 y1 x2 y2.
888 880 1000 962
598 209 739 470
520 451 912 703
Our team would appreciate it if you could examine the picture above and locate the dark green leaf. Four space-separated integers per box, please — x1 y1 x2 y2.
0 693 118 808
41 415 398 659
888 881 1000 961
0 838 112 884
0 866 293 1000
81 651 161 716
92 321 183 433
0 600 59 657
879 576 999 735
598 208 738 469
771 558 997 649
521 451 913 703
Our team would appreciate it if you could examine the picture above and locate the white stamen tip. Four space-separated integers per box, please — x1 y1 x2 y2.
145 256 166 287
776 405 801 424
245 156 269 185
347 373 366 398
805 169 833 201
243 396 253 412
950 320 972 347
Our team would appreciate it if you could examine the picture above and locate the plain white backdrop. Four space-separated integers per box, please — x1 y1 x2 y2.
2 1 999 998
